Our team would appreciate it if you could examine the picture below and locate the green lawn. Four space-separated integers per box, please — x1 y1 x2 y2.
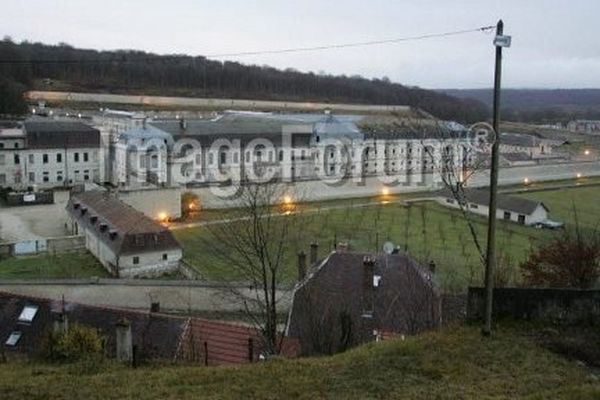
175 200 545 291
518 185 600 230
0 324 597 399
0 252 109 279
175 184 600 290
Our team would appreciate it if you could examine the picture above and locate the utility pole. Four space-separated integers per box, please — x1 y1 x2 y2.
483 20 510 336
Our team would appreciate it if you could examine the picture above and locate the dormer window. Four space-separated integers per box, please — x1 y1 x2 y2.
99 223 108 232
109 230 118 240
73 203 80 210
90 215 98 223
80 206 87 215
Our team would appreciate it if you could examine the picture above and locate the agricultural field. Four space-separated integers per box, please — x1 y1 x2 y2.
175 184 600 291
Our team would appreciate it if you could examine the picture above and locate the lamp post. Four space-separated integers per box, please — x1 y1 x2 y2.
483 20 510 336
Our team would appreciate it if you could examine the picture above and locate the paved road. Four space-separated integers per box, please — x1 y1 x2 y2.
0 280 293 314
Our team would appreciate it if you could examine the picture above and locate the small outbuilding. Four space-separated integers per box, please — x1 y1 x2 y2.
66 190 182 277
436 188 550 226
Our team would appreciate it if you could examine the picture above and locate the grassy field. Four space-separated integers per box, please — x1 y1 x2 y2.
0 323 598 399
175 184 600 290
0 252 109 279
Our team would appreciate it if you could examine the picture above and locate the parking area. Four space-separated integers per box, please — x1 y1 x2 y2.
0 190 71 242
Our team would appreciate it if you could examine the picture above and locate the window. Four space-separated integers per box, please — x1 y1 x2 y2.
245 151 250 163
278 150 284 162
220 152 226 165
446 198 454 204
162 253 168 261
14 143 19 149
18 305 39 323
0 174 5 185
83 170 90 181
0 154 5 165
28 172 35 182
135 234 144 246
209 153 214 165
503 211 511 220
0 143 3 149
518 214 526 224
84 152 89 162
74 152 80 162
56 153 62 163
133 256 140 265
470 204 479 209
5 331 21 346
57 171 63 182
28 154 34 164
14 154 20 164
43 154 49 164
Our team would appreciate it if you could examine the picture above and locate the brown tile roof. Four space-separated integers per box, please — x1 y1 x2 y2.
66 191 181 255
0 291 298 365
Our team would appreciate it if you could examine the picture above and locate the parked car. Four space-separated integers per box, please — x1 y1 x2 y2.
533 220 564 230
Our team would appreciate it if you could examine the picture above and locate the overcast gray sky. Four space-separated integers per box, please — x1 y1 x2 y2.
2 0 598 89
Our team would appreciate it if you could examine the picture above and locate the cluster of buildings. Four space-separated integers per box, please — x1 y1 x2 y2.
567 120 600 134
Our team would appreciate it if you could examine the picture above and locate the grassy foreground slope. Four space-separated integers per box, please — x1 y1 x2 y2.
0 324 598 399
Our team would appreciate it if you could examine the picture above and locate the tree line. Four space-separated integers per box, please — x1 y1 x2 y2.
0 38 489 122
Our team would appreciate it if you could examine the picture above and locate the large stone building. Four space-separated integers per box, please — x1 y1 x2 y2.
0 121 102 189
111 112 479 190
66 190 182 277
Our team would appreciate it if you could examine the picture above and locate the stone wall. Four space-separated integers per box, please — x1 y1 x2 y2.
467 287 600 325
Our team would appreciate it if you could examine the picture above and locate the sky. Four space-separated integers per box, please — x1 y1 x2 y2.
2 0 599 89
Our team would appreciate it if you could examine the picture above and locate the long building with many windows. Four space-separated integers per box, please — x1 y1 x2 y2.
0 121 102 189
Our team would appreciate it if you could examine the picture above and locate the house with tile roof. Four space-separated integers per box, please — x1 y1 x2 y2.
286 251 441 356
0 291 299 365
66 190 182 277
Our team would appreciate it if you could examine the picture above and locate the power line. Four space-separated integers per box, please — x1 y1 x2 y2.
206 26 495 58
0 25 495 65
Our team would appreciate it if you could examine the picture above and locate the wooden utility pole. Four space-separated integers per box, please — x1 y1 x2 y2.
483 20 509 336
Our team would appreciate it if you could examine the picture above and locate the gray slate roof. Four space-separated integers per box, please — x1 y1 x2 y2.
24 121 100 149
439 188 548 215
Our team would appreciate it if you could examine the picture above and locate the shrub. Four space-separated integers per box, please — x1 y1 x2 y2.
520 224 600 289
44 324 105 363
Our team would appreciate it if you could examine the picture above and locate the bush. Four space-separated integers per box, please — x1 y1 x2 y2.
520 223 600 288
44 324 105 363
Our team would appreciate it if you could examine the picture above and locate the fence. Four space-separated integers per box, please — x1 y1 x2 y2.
0 235 85 256
4 191 54 206
467 287 600 325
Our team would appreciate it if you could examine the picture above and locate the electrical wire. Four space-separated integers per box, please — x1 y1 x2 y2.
0 25 495 64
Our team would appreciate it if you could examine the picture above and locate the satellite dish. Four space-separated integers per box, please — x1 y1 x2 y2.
383 241 395 255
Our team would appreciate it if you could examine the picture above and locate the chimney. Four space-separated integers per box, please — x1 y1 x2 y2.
115 318 133 363
309 242 318 264
362 256 376 314
150 302 160 313
297 251 307 281
337 242 349 252
52 312 69 335
428 260 436 274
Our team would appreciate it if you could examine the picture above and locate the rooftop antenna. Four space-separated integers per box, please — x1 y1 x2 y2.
382 241 395 255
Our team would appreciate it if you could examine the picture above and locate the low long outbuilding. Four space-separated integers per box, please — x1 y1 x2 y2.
66 190 182 277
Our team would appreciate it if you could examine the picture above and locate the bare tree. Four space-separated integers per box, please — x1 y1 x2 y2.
201 183 303 355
